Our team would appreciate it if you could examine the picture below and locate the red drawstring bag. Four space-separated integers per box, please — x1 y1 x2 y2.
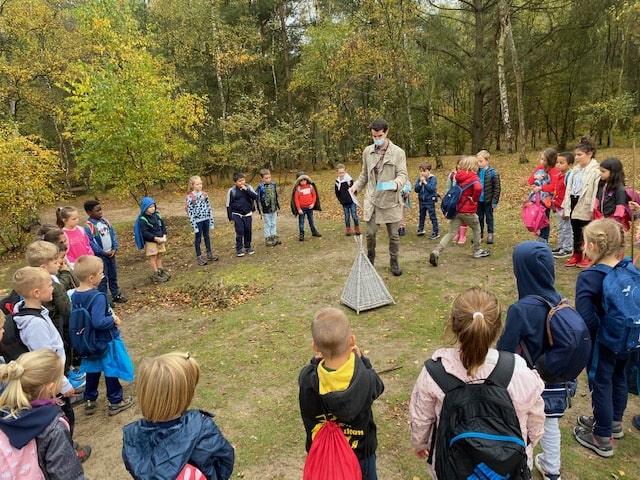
176 464 206 480
303 420 362 480
521 194 549 233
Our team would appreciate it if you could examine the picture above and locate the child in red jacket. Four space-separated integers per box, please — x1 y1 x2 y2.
430 156 489 267
291 172 322 241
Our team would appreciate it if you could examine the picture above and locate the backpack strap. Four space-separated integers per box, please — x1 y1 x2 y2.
485 351 516 388
425 357 464 394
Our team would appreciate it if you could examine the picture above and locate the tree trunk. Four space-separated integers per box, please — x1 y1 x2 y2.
497 0 514 153
277 0 293 120
209 1 227 124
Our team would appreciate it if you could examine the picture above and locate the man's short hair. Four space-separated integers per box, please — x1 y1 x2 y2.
74 255 103 282
25 240 59 267
369 119 388 133
311 308 352 359
13 266 50 297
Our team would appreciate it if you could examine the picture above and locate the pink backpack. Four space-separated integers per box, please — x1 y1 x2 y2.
176 464 206 480
521 194 549 234
0 432 45 479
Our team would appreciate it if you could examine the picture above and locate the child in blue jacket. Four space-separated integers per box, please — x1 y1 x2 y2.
414 162 439 238
134 197 169 283
84 200 127 303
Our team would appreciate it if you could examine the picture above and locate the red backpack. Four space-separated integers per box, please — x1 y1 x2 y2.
303 420 362 480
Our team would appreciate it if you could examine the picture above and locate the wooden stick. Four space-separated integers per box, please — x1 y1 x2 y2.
377 365 403 374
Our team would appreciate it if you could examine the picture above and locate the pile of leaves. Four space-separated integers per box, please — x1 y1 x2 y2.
133 280 262 311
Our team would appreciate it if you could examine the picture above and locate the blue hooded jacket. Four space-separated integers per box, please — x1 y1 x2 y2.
134 197 158 250
122 409 235 480
497 241 574 416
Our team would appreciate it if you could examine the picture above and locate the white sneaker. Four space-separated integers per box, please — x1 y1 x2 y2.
473 249 490 258
534 453 561 480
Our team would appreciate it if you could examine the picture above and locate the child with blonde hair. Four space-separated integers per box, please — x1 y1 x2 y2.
122 352 235 479
186 175 218 266
574 219 630 457
0 349 87 479
410 288 545 479
56 206 93 268
430 156 490 267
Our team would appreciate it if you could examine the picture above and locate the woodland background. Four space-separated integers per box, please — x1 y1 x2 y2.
2 0 640 249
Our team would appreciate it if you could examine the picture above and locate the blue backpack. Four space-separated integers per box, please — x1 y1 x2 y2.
440 181 478 219
592 258 640 354
519 296 591 382
426 352 530 480
69 292 110 359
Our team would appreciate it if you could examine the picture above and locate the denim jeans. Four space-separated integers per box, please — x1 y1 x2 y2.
418 202 438 233
359 453 377 480
298 208 317 233
98 254 121 297
342 203 359 229
477 202 494 235
263 212 277 238
194 219 211 257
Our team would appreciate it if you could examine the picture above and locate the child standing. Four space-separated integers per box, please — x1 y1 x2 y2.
414 162 439 239
0 349 87 479
429 156 490 267
122 352 235 479
185 176 218 266
409 288 545 479
226 172 258 257
298 307 384 480
574 219 629 457
334 164 361 236
595 158 628 225
291 172 322 241
497 242 577 480
56 206 93 268
84 200 127 302
551 152 574 258
476 150 501 244
134 197 170 283
257 169 282 246
527 148 559 243
446 158 467 244
73 255 134 417
561 136 600 267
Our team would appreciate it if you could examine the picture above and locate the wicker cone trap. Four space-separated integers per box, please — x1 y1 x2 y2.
340 236 395 314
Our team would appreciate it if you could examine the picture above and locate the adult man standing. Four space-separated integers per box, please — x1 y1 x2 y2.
350 119 408 276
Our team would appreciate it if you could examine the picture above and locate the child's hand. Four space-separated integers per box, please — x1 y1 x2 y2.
62 387 75 398
298 209 303 215
630 201 640 214
352 345 362 357
309 203 315 209
415 449 429 460
113 314 121 327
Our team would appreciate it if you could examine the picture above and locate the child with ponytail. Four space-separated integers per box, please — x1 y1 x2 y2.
409 287 545 479
0 349 86 479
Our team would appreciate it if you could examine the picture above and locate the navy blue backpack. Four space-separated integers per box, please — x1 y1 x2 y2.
440 180 478 220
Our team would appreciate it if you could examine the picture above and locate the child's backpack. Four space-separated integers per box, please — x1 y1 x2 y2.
425 352 530 480
519 296 591 382
177 464 206 480
0 309 42 362
440 180 478 220
69 292 110 359
0 433 46 480
592 258 640 355
302 419 362 480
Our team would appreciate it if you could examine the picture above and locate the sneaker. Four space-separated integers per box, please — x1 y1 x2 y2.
69 377 86 390
236 250 245 257
534 453 561 480
68 369 86 382
299 233 304 241
158 269 171 280
398 227 406 236
429 249 439 267
112 294 128 303
429 232 440 240
473 249 490 258
633 415 640 431
197 256 208 266
76 444 91 463
85 400 97 415
417 230 426 236
553 249 571 259
311 231 322 238
551 247 562 254
486 233 494 244
207 253 219 261
245 248 255 255
577 415 624 439
108 396 134 416
150 272 165 283
574 425 613 457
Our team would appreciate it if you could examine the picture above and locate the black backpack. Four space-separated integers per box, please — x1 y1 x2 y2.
1 308 44 362
426 352 531 480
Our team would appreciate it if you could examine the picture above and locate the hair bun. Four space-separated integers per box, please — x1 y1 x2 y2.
0 361 24 383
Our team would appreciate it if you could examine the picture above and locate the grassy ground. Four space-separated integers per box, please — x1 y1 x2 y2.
2 149 640 479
